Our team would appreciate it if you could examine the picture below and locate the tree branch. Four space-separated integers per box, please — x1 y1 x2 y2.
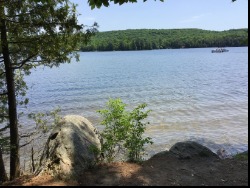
20 139 34 148
20 131 36 138
0 72 5 76
5 12 32 18
5 18 68 28
12 54 37 70
0 92 8 96
0 125 9 132
8 40 39 44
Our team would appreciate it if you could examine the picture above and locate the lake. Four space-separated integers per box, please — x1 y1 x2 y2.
20 47 248 157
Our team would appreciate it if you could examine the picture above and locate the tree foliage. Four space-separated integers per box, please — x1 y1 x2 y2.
88 0 164 9
0 0 97 180
80 28 248 51
88 0 237 9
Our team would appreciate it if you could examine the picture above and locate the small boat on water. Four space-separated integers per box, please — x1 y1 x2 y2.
211 48 229 53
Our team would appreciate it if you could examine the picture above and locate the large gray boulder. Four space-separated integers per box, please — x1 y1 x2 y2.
169 141 219 159
36 115 101 179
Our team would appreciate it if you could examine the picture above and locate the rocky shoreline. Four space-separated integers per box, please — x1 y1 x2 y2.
3 142 248 186
2 115 248 186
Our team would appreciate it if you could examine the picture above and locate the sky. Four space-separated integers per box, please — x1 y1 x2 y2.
72 0 248 32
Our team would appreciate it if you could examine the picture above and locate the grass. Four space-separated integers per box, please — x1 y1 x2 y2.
233 151 248 160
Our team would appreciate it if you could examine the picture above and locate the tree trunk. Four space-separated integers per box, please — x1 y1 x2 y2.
0 5 20 180
0 147 8 183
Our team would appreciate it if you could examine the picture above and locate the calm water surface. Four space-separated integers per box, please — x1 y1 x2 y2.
21 47 248 157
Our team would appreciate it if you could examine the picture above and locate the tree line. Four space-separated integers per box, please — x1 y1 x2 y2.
80 28 248 51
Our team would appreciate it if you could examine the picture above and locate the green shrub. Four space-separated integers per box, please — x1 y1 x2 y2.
234 152 248 160
124 103 153 162
97 98 153 163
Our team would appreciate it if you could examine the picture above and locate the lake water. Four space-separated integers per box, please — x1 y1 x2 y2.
21 47 248 157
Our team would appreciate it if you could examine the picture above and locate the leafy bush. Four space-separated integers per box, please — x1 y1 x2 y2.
97 98 153 163
124 103 153 162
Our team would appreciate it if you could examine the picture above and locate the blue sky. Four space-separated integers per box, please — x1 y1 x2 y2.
72 0 248 32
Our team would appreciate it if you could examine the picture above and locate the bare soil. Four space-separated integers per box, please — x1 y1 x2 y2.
3 151 248 186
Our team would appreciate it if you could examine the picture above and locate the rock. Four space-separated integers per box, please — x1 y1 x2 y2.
36 115 101 179
216 148 232 159
169 141 219 159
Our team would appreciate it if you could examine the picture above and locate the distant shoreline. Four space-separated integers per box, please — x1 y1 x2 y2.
78 46 248 53
80 28 248 52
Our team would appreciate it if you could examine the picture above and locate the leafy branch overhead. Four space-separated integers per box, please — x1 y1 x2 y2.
88 0 164 9
88 0 237 9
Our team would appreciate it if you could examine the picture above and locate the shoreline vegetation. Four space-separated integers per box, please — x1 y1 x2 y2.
80 28 248 52
2 113 248 186
2 111 248 186
3 141 248 186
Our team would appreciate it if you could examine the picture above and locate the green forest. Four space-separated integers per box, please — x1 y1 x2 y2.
80 28 248 51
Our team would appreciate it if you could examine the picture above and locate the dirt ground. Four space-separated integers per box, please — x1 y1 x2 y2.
3 151 248 186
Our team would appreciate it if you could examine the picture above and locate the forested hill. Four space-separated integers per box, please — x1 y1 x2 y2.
80 28 248 51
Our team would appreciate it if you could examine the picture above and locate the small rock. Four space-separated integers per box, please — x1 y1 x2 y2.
216 148 231 159
169 141 219 159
